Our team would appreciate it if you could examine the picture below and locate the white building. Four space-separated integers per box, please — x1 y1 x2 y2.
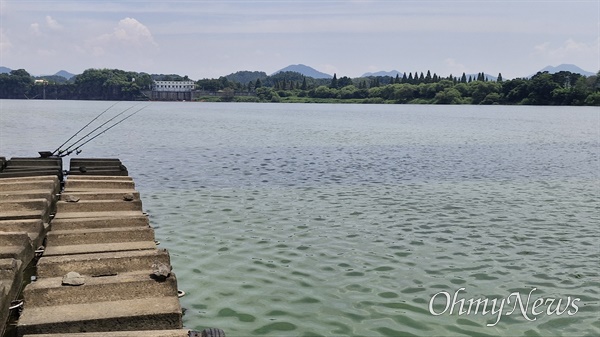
152 80 195 92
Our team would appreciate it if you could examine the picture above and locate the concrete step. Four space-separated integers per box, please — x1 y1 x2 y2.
0 219 49 248
0 190 56 203
22 330 189 337
17 296 183 335
70 158 121 165
0 175 60 184
0 176 60 191
1 258 23 337
0 170 62 179
56 200 142 213
23 271 178 307
0 258 24 293
2 167 60 172
69 166 129 177
53 211 145 220
64 180 135 191
7 159 61 168
0 231 33 248
43 242 158 257
0 199 50 213
37 249 171 278
47 227 155 246
66 176 133 181
60 190 140 201
0 181 59 194
0 246 33 262
50 216 149 231
0 211 48 222
0 199 51 222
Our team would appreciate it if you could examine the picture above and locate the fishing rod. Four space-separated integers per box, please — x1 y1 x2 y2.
51 101 121 155
58 103 141 156
59 104 149 157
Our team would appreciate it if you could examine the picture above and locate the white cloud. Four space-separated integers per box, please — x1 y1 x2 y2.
532 38 599 71
97 17 157 48
46 16 62 30
80 17 158 71
29 16 62 37
30 23 41 36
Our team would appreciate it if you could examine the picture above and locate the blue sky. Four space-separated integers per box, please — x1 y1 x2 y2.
1 0 598 79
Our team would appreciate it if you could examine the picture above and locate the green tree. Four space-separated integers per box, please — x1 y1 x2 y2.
480 92 501 105
311 85 338 98
469 81 500 104
584 92 600 105
434 87 462 104
527 72 560 105
337 76 353 88
330 73 338 89
391 84 416 103
339 85 359 99
0 69 33 98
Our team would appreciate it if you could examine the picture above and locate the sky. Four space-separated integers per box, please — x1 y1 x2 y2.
0 0 598 80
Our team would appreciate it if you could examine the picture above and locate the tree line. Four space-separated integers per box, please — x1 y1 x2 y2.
1 67 598 105
208 70 599 105
0 68 153 100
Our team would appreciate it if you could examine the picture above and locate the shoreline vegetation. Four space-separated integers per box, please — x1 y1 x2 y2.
1 68 599 106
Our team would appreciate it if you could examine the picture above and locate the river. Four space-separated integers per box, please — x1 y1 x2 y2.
1 100 598 336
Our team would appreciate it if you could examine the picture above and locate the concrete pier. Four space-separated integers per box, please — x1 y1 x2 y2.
0 157 222 337
0 171 58 337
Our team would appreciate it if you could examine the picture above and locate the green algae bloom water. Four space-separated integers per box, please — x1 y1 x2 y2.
2 101 598 336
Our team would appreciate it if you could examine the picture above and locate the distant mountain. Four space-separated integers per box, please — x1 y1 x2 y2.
272 64 332 79
54 70 75 80
0 66 11 74
361 70 402 77
534 64 594 77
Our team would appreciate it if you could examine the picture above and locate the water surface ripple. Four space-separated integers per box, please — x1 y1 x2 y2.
1 101 598 336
